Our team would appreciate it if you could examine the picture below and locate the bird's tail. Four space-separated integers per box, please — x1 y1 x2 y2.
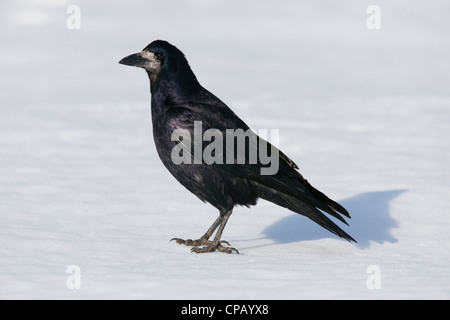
256 185 356 243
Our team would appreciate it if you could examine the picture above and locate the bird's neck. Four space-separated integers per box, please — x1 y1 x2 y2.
148 68 201 103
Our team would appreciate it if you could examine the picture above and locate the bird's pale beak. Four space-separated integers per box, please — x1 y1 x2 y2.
119 52 148 68
119 50 161 74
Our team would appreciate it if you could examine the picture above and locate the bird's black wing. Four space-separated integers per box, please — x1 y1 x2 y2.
165 98 351 224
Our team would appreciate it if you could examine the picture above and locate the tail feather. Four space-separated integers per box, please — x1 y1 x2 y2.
278 193 355 242
256 184 356 243
307 185 351 224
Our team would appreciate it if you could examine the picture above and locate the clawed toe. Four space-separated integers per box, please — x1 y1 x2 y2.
191 243 239 255
171 237 238 254
170 237 211 247
170 238 203 246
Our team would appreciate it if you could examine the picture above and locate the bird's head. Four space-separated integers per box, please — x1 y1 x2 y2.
119 40 198 89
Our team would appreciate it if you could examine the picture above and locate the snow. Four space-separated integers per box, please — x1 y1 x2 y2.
1 0 450 299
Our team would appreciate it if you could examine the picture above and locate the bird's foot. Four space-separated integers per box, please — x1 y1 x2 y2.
171 237 213 247
171 237 203 246
191 243 239 255
170 237 238 254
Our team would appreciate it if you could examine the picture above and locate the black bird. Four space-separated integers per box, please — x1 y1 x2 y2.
119 40 355 254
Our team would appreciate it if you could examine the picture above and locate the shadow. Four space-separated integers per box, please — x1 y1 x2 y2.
262 189 406 249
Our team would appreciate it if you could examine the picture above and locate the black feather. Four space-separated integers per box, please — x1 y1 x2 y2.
119 40 356 250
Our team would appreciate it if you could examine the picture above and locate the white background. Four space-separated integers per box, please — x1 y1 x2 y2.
1 0 449 299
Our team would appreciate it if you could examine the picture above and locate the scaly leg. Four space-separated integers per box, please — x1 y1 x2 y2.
171 214 224 246
191 210 238 254
171 210 238 254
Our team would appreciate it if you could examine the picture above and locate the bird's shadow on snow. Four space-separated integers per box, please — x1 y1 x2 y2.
261 189 406 249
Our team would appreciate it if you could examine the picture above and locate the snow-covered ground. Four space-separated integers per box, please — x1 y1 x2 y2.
1 0 449 299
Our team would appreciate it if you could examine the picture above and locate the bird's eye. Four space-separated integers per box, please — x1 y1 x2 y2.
155 51 165 60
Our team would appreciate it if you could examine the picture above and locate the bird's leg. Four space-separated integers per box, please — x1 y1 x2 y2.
170 214 227 247
191 210 239 254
